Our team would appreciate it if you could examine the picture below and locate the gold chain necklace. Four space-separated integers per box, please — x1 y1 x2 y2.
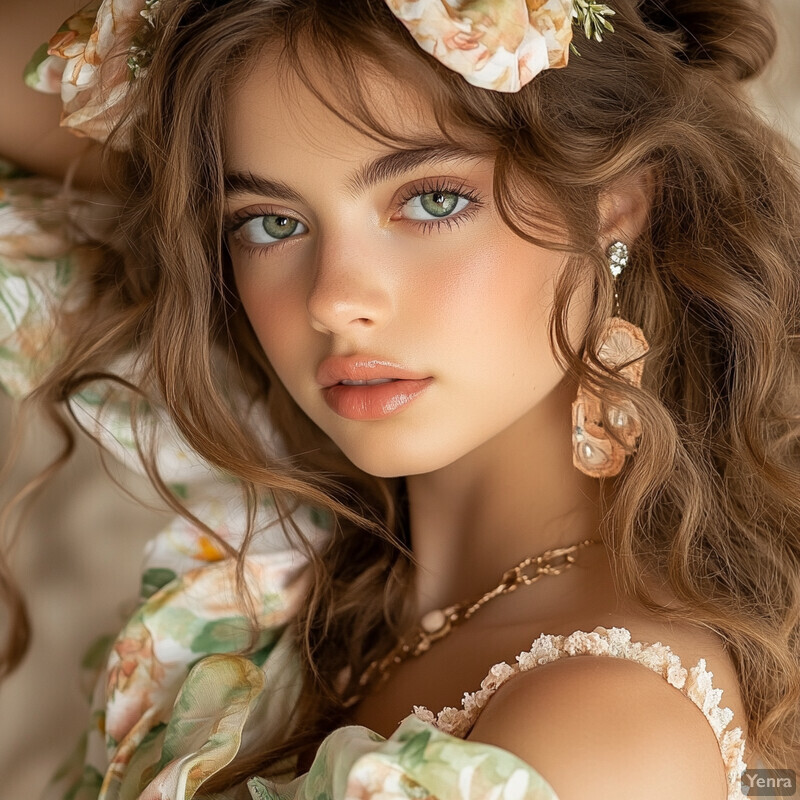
343 537 599 707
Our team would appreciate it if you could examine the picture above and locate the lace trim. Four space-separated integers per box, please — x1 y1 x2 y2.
411 625 747 800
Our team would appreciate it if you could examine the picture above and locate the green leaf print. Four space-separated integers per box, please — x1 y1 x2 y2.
140 721 168 749
247 777 280 800
397 729 432 771
140 567 177 599
23 43 51 88
190 616 254 653
309 506 332 529
248 630 281 667
55 256 75 286
0 281 25 330
260 492 276 509
74 388 106 406
169 482 189 499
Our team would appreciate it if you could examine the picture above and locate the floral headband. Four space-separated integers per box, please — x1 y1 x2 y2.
24 0 615 148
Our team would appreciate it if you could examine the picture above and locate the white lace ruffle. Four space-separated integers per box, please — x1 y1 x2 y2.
411 625 747 800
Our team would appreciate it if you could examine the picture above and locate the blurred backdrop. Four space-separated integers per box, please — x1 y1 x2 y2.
1 2 799 795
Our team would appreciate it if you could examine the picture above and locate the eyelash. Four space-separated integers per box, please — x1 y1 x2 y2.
224 179 485 257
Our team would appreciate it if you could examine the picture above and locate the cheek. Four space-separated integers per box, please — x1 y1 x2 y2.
439 243 562 367
235 270 304 372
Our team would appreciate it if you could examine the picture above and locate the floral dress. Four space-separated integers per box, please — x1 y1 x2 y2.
0 162 750 800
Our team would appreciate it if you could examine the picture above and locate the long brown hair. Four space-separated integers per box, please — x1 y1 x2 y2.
5 0 800 786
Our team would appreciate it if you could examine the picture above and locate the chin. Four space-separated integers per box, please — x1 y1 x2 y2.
334 436 471 479
337 449 427 478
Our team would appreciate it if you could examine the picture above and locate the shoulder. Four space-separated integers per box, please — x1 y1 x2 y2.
466 653 729 800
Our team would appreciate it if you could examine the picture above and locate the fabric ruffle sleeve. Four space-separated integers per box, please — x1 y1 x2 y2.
247 714 560 800
43 504 330 800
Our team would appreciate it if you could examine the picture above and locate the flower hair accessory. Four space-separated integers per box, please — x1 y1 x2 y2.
25 0 615 147
387 0 614 92
24 0 161 147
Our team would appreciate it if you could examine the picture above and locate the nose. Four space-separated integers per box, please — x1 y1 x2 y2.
306 233 394 336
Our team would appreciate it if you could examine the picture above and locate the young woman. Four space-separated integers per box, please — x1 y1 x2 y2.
1 1 799 798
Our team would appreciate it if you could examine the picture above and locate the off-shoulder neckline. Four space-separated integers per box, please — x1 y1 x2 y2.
410 625 748 800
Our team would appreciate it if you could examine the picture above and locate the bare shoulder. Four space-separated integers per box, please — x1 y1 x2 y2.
466 653 729 800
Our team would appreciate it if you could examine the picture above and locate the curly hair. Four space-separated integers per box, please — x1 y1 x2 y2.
4 0 800 787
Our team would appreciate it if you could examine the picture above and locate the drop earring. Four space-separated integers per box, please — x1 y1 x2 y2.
572 241 650 478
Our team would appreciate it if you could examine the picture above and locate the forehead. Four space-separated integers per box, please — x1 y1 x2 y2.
224 47 443 172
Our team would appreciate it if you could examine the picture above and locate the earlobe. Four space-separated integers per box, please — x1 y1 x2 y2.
598 170 654 248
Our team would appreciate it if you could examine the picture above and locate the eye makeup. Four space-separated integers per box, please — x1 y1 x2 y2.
224 177 486 257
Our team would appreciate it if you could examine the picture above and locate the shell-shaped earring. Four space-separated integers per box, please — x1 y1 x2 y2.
572 242 650 478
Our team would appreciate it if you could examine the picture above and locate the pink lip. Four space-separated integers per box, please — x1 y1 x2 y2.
316 356 433 420
316 356 430 388
322 378 433 420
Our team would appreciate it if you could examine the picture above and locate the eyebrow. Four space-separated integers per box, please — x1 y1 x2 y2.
224 142 486 203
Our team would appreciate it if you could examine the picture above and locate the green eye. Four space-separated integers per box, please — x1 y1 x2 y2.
235 214 307 247
419 191 459 217
401 188 473 223
262 215 299 239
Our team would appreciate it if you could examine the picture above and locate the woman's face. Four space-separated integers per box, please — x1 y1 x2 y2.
224 52 590 478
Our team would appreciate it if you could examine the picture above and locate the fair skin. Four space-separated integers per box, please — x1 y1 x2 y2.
226 53 618 614
224 51 737 799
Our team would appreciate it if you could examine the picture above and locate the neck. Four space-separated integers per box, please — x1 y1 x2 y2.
406 376 610 621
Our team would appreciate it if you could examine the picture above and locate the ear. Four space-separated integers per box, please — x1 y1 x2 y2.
597 169 654 250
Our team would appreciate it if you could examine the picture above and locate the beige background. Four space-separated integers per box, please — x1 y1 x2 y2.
1 3 799 795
